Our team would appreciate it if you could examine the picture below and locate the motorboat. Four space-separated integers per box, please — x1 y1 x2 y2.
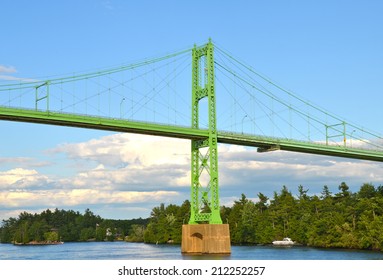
272 237 295 246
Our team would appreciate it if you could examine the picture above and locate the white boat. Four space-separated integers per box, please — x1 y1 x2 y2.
272 237 295 246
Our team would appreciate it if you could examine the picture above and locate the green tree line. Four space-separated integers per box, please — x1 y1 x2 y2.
2 182 383 251
220 182 383 249
143 182 383 251
0 208 149 244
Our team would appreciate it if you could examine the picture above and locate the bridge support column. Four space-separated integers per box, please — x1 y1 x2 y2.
183 39 231 254
181 224 231 254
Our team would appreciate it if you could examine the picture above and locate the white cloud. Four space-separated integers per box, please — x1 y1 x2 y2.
0 168 50 189
49 135 294 192
1 133 383 221
0 188 179 210
218 147 383 195
0 64 39 82
0 75 39 82
0 65 17 73
50 134 191 190
50 133 383 194
52 134 190 168
0 156 51 168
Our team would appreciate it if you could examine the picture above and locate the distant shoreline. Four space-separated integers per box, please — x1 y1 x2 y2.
13 241 64 246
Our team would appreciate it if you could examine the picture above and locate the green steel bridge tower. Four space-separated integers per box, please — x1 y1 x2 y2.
189 39 222 225
184 39 230 254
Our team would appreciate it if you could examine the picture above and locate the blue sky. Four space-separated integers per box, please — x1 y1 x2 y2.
1 0 383 221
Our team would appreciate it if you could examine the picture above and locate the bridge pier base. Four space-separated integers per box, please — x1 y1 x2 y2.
181 224 231 254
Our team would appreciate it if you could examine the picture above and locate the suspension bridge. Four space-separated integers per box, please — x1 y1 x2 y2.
1 39 383 253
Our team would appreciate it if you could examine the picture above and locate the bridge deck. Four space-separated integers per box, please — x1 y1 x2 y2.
1 106 383 162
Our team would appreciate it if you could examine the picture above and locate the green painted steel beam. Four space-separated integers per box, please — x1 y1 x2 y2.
0 107 208 140
1 106 383 162
217 132 383 162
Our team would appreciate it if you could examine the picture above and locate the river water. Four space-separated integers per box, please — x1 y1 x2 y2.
1 242 383 260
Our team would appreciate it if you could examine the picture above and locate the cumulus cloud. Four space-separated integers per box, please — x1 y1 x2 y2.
0 134 189 220
50 134 191 190
51 134 190 168
0 168 50 189
218 146 383 198
0 188 179 209
42 133 383 195
1 132 383 221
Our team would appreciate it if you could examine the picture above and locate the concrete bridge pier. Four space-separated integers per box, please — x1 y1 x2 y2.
181 224 231 254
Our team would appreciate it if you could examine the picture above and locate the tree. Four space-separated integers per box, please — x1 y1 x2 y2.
358 183 376 199
337 182 351 198
126 224 145 242
239 200 257 243
0 217 17 243
14 221 30 244
44 231 59 242
298 185 309 200
321 185 332 199
270 186 296 239
144 202 186 244
256 192 268 213
28 220 49 242
358 214 383 250
80 227 95 241
228 194 249 243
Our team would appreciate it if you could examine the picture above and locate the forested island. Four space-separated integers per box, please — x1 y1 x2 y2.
1 182 383 251
0 208 149 244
